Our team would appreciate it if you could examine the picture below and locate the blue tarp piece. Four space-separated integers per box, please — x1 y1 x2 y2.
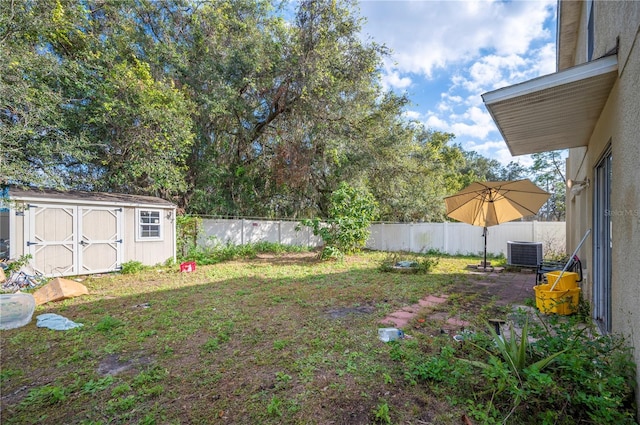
395 261 418 268
36 313 83 331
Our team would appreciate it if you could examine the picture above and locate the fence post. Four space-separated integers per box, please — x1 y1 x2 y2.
409 223 414 252
241 219 245 245
443 222 448 254
532 220 537 241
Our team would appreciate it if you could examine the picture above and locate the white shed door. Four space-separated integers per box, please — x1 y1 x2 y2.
28 205 76 276
26 205 122 276
78 207 122 274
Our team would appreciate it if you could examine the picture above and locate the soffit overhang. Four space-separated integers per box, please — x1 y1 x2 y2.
481 55 618 156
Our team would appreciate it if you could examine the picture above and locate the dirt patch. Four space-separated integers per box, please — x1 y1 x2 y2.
325 305 375 319
97 353 154 376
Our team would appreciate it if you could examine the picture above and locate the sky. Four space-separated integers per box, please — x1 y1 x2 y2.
357 0 558 166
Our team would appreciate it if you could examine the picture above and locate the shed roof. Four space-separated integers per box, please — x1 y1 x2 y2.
8 186 175 209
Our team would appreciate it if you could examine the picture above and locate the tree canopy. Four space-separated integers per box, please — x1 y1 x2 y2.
0 0 564 221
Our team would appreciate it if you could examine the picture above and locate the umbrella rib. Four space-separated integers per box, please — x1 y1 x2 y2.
447 192 491 223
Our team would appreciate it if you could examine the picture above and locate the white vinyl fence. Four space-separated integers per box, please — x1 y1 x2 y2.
199 218 566 257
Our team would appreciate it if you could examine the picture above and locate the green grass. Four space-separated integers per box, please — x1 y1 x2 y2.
1 251 634 424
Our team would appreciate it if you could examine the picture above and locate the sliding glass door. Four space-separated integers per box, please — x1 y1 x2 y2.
593 148 612 333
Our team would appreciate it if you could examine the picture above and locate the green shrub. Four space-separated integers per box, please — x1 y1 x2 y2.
120 261 145 274
299 182 378 260
176 215 202 258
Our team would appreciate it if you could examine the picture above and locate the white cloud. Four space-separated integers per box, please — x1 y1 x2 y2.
426 105 495 139
358 0 557 163
380 68 413 90
466 140 507 153
403 110 422 120
360 0 556 77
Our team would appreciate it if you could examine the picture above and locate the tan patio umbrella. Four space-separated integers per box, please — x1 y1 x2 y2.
444 179 550 269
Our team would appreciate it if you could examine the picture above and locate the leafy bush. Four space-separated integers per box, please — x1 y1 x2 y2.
299 182 379 260
120 260 146 274
176 215 202 258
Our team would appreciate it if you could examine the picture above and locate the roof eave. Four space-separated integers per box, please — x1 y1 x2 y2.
482 55 618 156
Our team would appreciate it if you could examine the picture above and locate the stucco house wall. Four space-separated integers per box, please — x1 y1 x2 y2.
483 0 640 413
563 0 640 412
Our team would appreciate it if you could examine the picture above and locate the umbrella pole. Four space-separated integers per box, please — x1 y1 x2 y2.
483 226 488 270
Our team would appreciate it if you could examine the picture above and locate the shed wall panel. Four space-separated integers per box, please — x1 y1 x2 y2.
122 207 175 267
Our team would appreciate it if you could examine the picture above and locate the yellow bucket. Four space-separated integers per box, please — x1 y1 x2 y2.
534 284 581 315
545 271 579 290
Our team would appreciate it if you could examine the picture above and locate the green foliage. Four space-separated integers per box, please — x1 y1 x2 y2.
95 316 124 333
4 254 33 273
133 366 168 388
464 321 567 381
531 151 566 221
299 182 378 259
120 261 146 275
82 376 114 395
176 215 202 259
21 384 67 406
267 396 282 417
373 401 391 424
386 314 637 424
181 238 308 265
0 368 22 383
0 0 564 222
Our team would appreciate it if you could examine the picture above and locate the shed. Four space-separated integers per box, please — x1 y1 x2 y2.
0 187 176 277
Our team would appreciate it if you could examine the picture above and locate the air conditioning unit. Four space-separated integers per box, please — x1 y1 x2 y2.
507 241 543 267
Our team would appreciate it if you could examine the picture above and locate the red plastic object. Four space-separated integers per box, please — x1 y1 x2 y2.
180 261 196 272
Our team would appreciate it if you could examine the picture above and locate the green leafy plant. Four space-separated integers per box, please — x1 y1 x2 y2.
181 238 308 265
267 396 282 417
95 316 124 333
461 320 568 420
21 384 67 406
120 261 146 274
454 318 637 424
82 376 114 394
464 321 567 381
176 215 202 258
373 401 391 424
298 182 379 260
5 254 32 273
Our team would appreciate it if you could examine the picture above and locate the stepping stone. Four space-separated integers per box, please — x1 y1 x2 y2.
446 317 470 328
379 316 410 328
380 310 416 329
418 295 448 308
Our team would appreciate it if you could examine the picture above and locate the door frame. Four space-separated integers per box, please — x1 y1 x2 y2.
593 146 612 333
